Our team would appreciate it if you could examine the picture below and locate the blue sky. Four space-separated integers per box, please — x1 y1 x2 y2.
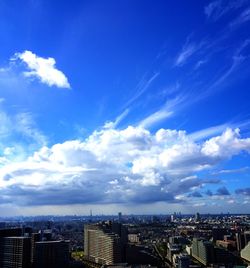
0 0 250 216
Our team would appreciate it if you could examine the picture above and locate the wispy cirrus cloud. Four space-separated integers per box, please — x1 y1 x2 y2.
174 42 196 67
0 110 47 148
104 108 130 129
174 37 206 67
204 0 248 21
189 123 229 141
229 8 250 28
209 40 249 88
12 50 70 89
189 117 250 141
123 72 159 109
212 167 249 175
138 95 184 128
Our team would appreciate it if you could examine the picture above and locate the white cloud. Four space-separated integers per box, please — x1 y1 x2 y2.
14 50 70 88
0 126 250 208
201 128 250 157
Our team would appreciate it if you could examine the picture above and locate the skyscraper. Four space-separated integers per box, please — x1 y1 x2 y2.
118 212 122 223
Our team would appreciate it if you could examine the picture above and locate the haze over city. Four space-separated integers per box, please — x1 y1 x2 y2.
0 0 250 216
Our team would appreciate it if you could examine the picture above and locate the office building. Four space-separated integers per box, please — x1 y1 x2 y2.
31 233 41 265
191 238 214 265
172 254 190 268
33 240 69 268
0 236 31 268
0 228 23 238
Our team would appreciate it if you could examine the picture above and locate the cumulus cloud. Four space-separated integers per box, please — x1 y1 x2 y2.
216 186 230 196
188 191 203 198
235 188 250 196
13 50 70 88
205 190 213 196
0 126 250 207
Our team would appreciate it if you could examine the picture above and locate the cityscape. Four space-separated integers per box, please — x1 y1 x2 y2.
0 0 250 267
0 213 250 267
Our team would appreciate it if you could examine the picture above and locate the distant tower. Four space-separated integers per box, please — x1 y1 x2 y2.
171 213 176 222
90 209 93 222
195 212 201 222
118 212 122 223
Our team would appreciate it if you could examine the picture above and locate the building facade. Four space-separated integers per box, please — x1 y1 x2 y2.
84 222 127 265
0 237 31 268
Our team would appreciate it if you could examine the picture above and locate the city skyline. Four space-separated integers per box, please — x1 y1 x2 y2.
0 0 250 216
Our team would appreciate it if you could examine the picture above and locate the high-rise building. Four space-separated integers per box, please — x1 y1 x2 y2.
236 232 245 252
33 240 69 268
0 236 31 268
31 233 41 265
84 222 127 265
191 238 214 266
195 212 201 222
